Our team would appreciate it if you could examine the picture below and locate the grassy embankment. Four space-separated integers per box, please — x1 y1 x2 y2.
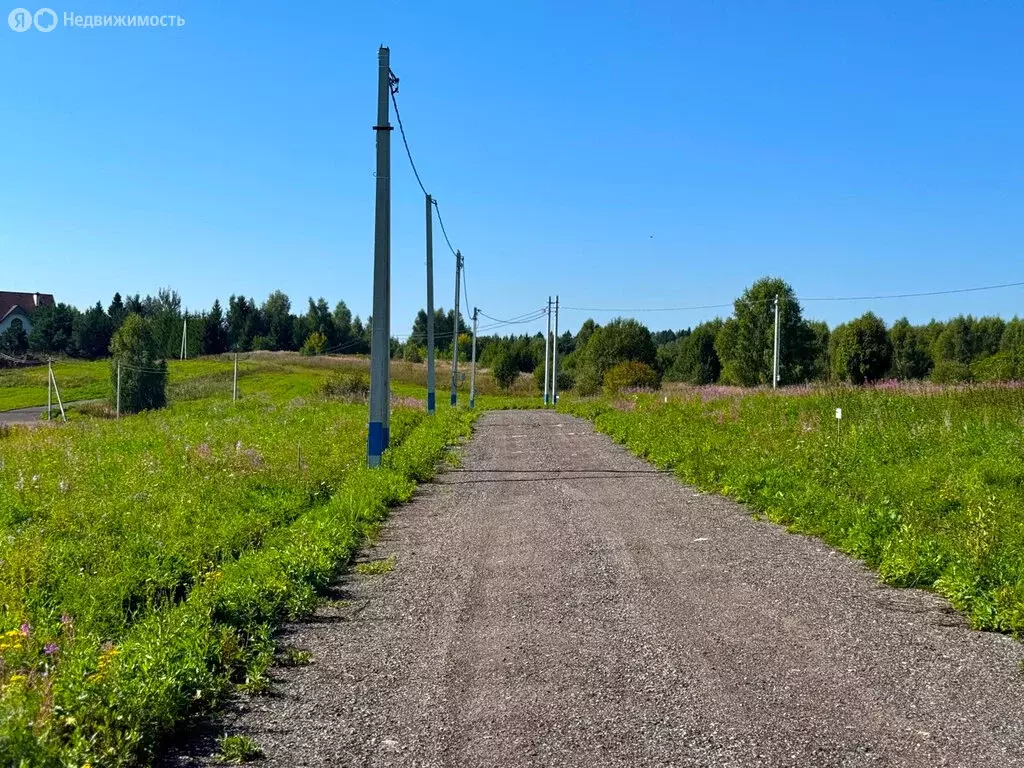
563 384 1024 634
0 353 521 766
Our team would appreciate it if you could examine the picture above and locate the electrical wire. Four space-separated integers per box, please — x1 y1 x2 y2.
432 201 458 257
562 279 1024 314
477 308 547 325
389 85 428 198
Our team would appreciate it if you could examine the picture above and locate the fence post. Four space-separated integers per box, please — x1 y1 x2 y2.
49 366 66 422
47 359 52 421
116 362 121 419
233 354 238 402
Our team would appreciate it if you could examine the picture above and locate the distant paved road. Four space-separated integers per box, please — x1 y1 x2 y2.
0 405 52 424
0 400 99 425
171 409 1024 767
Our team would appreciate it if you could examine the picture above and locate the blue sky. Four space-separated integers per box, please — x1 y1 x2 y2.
2 0 1022 337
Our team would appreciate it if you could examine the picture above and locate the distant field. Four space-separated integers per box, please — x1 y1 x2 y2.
563 384 1024 634
0 352 542 413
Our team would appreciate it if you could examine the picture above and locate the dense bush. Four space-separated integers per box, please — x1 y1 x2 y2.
829 312 892 384
300 331 327 356
109 314 167 414
668 321 722 384
319 371 370 400
490 344 521 390
931 360 972 384
603 360 660 394
532 365 573 395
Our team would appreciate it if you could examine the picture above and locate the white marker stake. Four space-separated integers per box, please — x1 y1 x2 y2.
836 407 842 441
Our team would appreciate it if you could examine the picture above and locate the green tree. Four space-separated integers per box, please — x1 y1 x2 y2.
142 288 184 359
28 303 78 357
73 302 114 359
109 314 167 413
300 331 327 356
575 318 599 350
806 320 830 382
999 318 1024 377
302 298 337 349
670 320 722 384
490 342 520 390
333 301 353 347
202 299 229 355
227 295 261 352
0 318 29 357
973 316 1006 360
261 290 294 350
829 312 892 384
932 316 974 366
888 318 932 379
107 292 126 329
720 277 812 386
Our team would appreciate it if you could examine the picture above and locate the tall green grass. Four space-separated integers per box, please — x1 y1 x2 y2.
563 387 1024 634
0 391 474 766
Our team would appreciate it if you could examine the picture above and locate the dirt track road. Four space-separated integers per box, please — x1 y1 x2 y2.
171 409 1024 767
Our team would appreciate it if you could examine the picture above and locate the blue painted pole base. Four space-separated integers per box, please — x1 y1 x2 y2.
427 391 436 414
368 421 386 467
450 392 457 406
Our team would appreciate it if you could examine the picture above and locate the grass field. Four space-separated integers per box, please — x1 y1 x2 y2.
0 355 528 767
0 353 541 414
563 384 1024 635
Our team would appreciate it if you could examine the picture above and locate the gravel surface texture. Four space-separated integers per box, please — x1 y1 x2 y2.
166 409 1024 767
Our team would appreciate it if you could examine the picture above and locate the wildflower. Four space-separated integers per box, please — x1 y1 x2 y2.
19 623 31 637
44 642 59 656
60 613 73 627
8 674 27 686
58 479 69 493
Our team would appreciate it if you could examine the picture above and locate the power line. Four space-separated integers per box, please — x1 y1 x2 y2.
432 201 458 257
801 280 1024 302
478 308 547 325
562 279 1024 314
388 80 428 198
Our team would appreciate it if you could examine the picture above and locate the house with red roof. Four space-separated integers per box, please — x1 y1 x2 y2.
0 292 55 336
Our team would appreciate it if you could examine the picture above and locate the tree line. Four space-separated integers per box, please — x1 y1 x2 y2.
550 277 1024 393
5 278 1022 392
401 276 1024 394
0 289 374 361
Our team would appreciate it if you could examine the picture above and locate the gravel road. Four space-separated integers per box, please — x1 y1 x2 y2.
167 409 1024 767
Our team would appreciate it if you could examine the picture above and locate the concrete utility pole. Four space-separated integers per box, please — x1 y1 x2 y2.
543 296 551 406
368 45 393 468
551 295 560 405
773 294 781 390
451 250 462 406
116 362 121 419
425 194 436 414
180 315 187 360
469 307 478 409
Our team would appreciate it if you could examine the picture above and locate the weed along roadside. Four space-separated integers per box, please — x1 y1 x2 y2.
0 393 475 767
561 386 1024 635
